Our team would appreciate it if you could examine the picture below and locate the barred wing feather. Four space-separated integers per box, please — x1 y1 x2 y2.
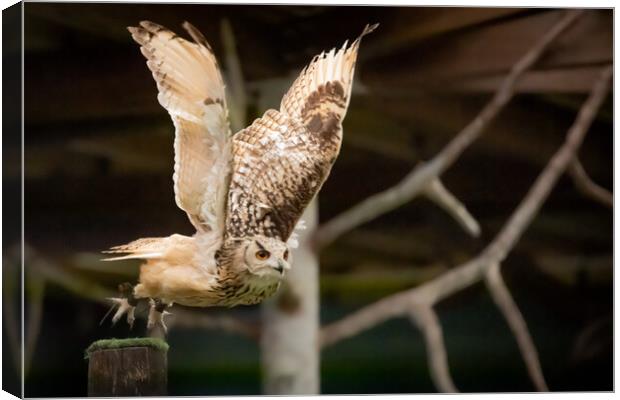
225 24 377 242
128 21 232 233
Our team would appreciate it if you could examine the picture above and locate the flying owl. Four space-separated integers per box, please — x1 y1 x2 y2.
103 20 377 332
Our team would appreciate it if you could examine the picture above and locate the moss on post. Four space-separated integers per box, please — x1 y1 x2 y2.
86 337 168 396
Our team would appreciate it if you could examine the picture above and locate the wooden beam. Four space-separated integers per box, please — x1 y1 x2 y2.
25 3 229 44
364 9 612 87
365 92 611 175
25 3 288 76
442 66 609 94
361 7 527 60
25 48 159 124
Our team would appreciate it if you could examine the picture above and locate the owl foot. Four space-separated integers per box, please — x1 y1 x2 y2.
109 298 136 329
147 298 171 334
103 282 138 329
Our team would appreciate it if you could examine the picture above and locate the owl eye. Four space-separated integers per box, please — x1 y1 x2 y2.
255 250 270 260
283 250 289 261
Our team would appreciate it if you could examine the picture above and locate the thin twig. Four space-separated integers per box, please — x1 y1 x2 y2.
320 65 612 349
410 306 458 392
423 177 480 237
569 159 613 209
484 262 548 391
314 10 584 250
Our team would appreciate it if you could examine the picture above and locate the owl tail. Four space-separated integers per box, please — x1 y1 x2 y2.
101 234 194 261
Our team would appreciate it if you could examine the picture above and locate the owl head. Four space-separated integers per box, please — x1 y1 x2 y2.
237 235 291 278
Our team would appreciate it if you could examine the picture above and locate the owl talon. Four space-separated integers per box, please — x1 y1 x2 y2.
107 297 136 328
147 299 171 334
103 282 138 328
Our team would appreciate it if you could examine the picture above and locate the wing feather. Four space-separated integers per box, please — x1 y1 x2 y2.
226 110 331 241
280 23 377 127
225 25 377 241
128 21 232 233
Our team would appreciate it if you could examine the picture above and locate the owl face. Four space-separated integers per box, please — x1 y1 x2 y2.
242 236 291 278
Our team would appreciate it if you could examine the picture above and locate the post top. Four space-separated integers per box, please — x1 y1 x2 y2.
85 337 169 358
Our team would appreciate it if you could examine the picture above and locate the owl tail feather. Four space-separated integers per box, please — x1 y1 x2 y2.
101 234 193 262
101 252 164 261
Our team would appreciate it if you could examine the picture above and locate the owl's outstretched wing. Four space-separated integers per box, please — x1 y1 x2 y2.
225 24 377 241
129 21 232 233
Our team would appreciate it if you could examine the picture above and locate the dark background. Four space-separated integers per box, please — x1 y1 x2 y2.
5 3 613 396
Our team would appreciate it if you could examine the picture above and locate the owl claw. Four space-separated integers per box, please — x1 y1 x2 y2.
107 297 136 328
102 282 138 329
147 299 171 334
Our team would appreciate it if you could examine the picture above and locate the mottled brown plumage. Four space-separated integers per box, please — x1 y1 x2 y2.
104 20 376 329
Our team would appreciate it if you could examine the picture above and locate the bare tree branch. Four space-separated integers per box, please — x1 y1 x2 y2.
423 177 480 237
314 9 584 250
481 65 612 265
409 306 458 392
320 65 612 349
484 262 547 391
569 159 613 209
36 257 113 303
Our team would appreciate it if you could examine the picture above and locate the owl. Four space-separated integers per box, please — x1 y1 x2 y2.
103 20 377 332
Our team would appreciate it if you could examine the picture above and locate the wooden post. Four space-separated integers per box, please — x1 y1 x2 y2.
86 338 168 396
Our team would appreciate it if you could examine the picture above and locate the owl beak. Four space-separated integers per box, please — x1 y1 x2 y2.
274 262 285 274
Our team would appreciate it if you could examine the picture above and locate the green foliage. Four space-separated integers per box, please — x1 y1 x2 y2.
84 337 169 359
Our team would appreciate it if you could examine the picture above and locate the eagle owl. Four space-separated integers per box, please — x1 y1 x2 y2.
104 20 376 331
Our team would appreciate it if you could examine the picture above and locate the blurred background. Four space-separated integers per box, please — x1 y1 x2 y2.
3 3 612 396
